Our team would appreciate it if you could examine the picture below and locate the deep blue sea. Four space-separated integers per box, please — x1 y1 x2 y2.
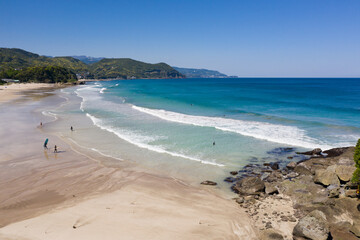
55 78 360 185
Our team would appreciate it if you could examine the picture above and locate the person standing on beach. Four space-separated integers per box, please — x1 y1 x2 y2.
54 145 57 153
71 126 74 131
44 138 48 149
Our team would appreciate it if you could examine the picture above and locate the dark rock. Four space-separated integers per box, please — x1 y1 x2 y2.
287 156 293 159
224 177 237 183
200 180 217 186
323 147 349 157
270 162 279 170
234 176 265 195
230 171 238 175
297 148 322 156
358 204 360 212
293 210 330 240
265 221 272 229
286 161 297 169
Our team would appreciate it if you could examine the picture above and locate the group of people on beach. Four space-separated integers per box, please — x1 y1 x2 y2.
42 123 74 153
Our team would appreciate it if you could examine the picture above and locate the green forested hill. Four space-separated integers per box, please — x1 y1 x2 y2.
0 48 185 80
0 48 88 72
0 66 77 83
89 58 184 79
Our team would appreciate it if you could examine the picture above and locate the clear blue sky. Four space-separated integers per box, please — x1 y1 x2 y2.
0 0 359 77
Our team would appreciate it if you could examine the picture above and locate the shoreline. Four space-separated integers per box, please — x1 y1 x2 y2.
0 83 258 239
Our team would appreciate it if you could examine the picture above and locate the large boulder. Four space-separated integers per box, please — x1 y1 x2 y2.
335 165 356 182
264 182 278 195
293 210 330 240
234 176 265 195
314 169 340 186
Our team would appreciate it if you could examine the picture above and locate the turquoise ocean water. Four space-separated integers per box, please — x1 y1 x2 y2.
51 78 360 187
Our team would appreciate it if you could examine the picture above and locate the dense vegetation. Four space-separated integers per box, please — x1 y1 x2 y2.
90 58 184 79
0 48 184 80
0 66 77 83
352 139 360 185
173 67 227 78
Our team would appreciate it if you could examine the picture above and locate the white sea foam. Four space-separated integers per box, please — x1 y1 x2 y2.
132 105 335 150
42 111 58 121
75 85 102 112
85 113 224 166
100 88 106 94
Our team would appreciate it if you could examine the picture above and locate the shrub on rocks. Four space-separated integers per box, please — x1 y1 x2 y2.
351 139 360 186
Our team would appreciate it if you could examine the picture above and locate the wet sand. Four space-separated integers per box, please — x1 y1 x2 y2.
0 84 258 239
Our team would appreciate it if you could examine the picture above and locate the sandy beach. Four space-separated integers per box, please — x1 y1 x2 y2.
0 83 59 103
0 83 258 239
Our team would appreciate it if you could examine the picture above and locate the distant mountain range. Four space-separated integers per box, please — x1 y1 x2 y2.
71 56 232 79
71 55 104 65
0 48 184 80
172 67 230 78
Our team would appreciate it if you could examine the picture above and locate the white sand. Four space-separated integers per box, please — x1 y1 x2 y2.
0 84 259 239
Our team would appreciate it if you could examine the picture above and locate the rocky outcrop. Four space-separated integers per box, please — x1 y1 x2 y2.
227 146 359 240
293 210 330 240
234 177 265 195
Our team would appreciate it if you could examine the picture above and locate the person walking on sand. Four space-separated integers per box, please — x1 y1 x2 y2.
213 141 216 146
44 138 48 149
71 126 73 131
54 145 57 153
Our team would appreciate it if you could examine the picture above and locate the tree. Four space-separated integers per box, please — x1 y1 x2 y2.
352 139 360 185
